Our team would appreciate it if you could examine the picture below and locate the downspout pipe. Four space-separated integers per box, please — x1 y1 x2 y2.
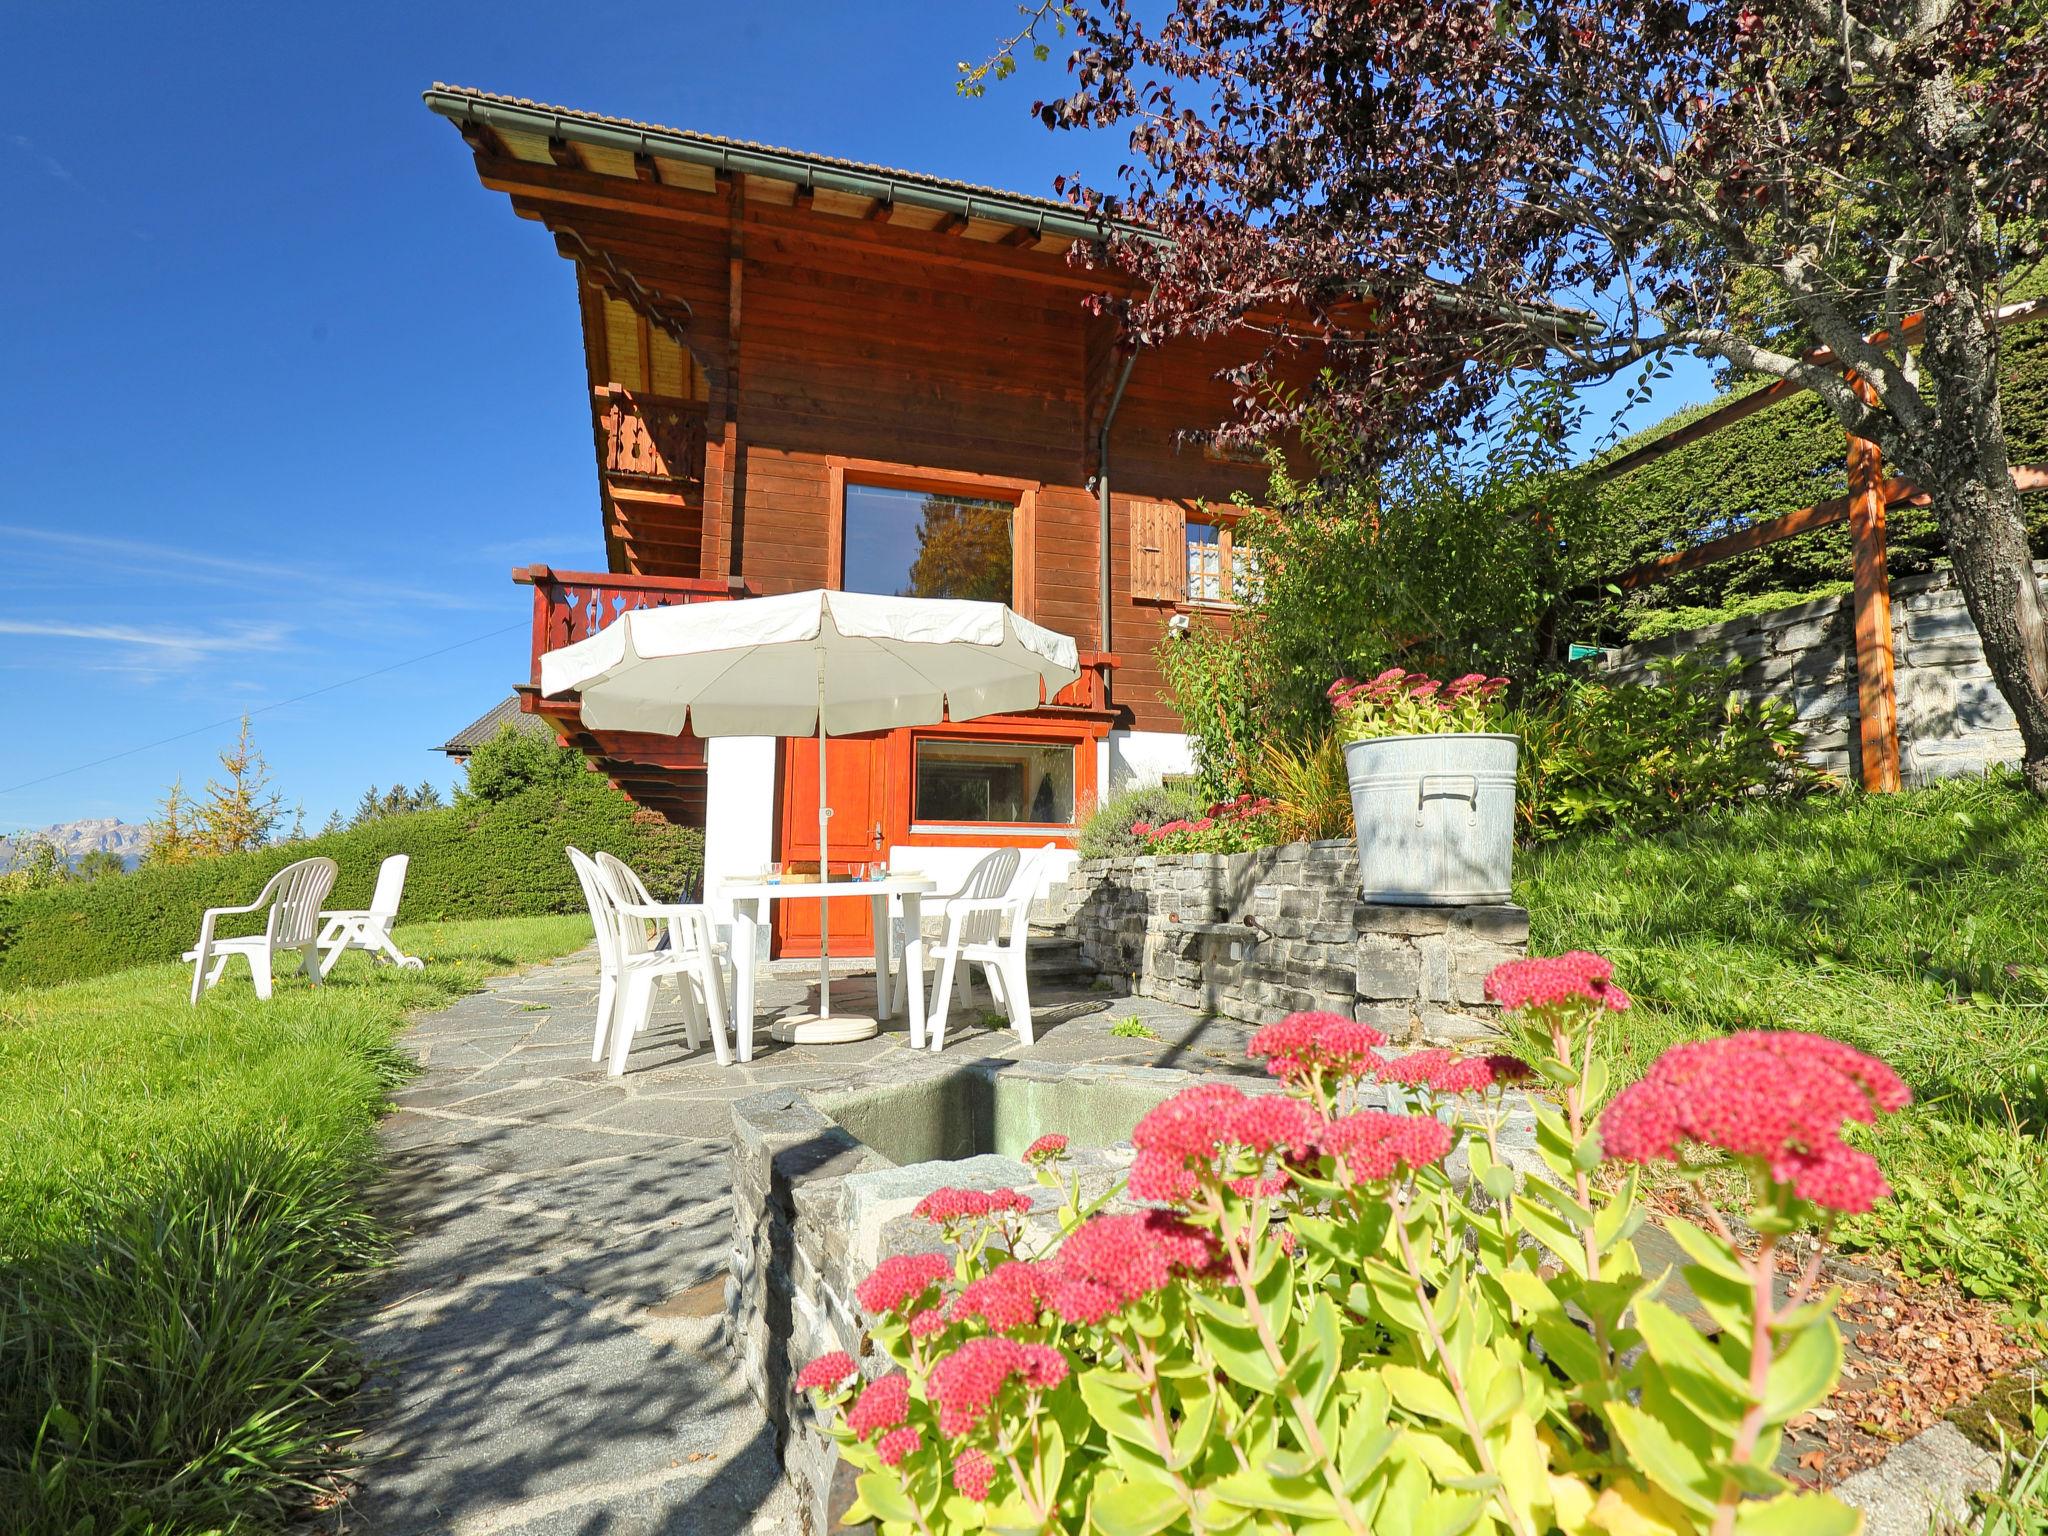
1095 345 1139 656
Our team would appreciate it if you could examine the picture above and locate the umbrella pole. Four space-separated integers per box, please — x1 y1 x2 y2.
816 646 832 1020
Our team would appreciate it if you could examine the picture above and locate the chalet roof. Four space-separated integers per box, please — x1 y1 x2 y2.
436 694 555 759
424 84 1140 247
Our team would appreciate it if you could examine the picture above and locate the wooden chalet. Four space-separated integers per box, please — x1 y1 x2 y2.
426 84 1284 955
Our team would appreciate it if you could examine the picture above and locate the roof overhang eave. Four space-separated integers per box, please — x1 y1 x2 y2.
423 87 1159 249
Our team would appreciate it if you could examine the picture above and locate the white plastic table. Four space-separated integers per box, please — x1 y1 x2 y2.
719 874 937 1061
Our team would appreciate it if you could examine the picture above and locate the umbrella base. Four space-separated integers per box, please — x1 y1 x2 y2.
769 1013 879 1045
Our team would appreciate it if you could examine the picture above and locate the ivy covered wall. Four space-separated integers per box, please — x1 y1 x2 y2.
1587 304 2048 641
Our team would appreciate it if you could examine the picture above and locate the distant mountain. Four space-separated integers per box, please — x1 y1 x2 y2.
0 817 150 873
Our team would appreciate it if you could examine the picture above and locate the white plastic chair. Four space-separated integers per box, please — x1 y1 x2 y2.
922 845 1051 1052
184 856 340 1005
594 851 732 1074
317 854 423 976
567 847 627 1064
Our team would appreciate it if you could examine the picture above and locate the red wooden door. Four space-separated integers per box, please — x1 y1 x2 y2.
774 732 892 958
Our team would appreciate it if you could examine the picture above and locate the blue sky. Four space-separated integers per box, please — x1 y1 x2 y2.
0 1 1710 834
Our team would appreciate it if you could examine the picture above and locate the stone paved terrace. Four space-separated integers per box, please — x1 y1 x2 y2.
335 948 1259 1536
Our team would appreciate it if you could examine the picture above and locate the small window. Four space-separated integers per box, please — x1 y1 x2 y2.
914 739 1075 826
844 482 1014 602
1184 518 1259 606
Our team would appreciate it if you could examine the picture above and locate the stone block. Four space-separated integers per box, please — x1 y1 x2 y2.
1418 1007 1502 1047
1355 934 1422 1000
1354 902 1455 936
1448 904 1530 944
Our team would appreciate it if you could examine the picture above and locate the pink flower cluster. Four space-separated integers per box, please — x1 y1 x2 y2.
912 1186 1032 1226
855 1252 951 1314
952 1446 995 1500
1601 1031 1912 1214
1023 1133 1068 1162
876 1425 921 1466
794 1350 856 1393
1128 1079 1452 1203
1484 951 1632 1014
1320 1110 1456 1181
926 1336 1069 1435
955 1260 1051 1331
844 1372 909 1440
1247 1011 1389 1087
1047 1210 1217 1324
1327 668 1507 714
1133 794 1274 844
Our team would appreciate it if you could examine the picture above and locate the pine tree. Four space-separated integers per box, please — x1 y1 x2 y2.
285 802 307 842
413 780 444 812
195 717 284 856
320 808 345 837
143 775 198 867
352 787 382 829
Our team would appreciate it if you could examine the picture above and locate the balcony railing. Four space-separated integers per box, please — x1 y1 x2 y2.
595 387 708 484
517 564 1118 719
514 566 747 689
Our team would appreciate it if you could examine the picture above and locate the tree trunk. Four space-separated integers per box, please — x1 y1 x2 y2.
1921 466 2048 795
1900 279 2048 797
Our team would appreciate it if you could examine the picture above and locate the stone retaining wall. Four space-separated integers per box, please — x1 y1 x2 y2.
1052 840 1527 1045
1600 563 2033 783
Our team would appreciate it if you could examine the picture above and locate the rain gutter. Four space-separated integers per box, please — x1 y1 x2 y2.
1095 345 1140 654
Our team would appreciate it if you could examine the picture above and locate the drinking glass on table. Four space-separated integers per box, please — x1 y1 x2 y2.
764 861 783 885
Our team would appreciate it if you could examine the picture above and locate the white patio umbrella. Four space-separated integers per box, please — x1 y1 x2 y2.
539 588 1081 1039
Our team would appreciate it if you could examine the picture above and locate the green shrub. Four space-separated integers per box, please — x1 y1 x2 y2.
1510 655 1825 844
1076 781 1204 859
457 720 585 805
0 772 700 990
1619 580 1854 644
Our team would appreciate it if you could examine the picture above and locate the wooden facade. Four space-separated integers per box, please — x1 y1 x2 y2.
431 86 1284 950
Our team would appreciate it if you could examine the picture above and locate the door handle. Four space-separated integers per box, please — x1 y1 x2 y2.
872 821 884 849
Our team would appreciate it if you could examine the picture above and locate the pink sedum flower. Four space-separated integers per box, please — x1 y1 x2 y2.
927 1337 1069 1436
1320 1110 1454 1181
855 1252 950 1315
843 1372 910 1440
955 1261 1053 1332
1484 951 1632 1013
876 1425 922 1466
794 1351 856 1393
1600 1031 1910 1213
1023 1133 1068 1162
952 1446 996 1500
1248 1011 1389 1087
912 1186 1032 1226
907 1306 949 1340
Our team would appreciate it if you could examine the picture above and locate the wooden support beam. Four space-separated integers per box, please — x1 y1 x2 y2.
458 121 507 159
1846 385 1901 792
632 151 659 185
931 211 970 236
547 137 582 170
865 197 894 222
999 224 1040 248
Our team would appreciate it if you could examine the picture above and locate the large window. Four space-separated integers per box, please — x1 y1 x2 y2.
914 739 1075 826
843 482 1014 602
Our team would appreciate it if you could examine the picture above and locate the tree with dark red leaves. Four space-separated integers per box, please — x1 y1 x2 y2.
976 0 2048 791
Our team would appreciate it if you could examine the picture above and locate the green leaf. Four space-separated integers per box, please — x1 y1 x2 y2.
1383 1364 1466 1427
1089 1468 1187 1536
1732 1490 1862 1536
1200 1310 1280 1394
1659 1215 1750 1285
1603 1401 1718 1517
1635 1296 1753 1410
1212 1468 1342 1519
856 1471 922 1527
1763 1317 1842 1421
1081 1368 1169 1455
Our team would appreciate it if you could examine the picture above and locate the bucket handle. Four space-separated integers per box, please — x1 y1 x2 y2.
1416 773 1479 825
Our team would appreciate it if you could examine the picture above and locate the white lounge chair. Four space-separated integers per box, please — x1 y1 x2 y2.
317 854 423 976
922 845 1052 1052
184 856 339 1005
592 851 732 1074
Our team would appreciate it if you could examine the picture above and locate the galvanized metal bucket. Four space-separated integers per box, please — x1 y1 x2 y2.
1342 733 1520 905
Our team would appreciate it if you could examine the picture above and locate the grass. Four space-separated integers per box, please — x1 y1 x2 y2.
1517 772 2048 1308
1111 1017 1161 1039
0 914 589 1533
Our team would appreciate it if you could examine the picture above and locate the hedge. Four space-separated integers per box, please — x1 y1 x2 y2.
1586 277 2048 636
0 775 702 990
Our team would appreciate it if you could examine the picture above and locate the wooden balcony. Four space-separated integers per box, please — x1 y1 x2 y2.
592 388 712 577
514 565 750 826
595 386 707 483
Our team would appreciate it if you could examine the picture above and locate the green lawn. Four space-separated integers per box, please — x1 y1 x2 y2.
0 914 589 1534
1518 773 2048 1308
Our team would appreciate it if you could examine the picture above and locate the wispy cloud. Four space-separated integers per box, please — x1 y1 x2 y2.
0 619 289 675
0 525 489 611
8 133 76 185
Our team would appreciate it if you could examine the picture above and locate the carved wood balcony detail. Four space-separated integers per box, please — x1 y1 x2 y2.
595 387 707 485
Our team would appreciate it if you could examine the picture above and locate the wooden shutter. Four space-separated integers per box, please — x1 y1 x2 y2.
1128 499 1186 603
